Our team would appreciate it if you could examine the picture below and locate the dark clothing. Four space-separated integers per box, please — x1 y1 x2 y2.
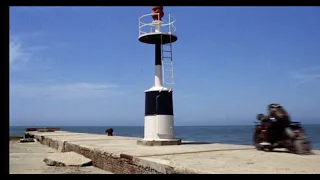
105 128 113 136
265 104 292 143
268 117 291 143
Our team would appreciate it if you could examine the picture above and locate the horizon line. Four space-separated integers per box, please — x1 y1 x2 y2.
10 123 320 127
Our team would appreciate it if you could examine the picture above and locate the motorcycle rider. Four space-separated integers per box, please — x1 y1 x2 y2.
260 104 292 146
268 104 292 143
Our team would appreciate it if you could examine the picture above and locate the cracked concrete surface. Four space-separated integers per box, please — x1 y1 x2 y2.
9 140 113 174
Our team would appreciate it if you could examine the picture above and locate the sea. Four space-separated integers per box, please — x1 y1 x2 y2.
10 125 320 150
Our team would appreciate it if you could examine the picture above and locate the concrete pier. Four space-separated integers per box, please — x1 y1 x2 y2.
9 137 112 174
24 131 320 174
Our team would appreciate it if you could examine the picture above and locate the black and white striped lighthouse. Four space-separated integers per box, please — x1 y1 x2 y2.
137 6 181 146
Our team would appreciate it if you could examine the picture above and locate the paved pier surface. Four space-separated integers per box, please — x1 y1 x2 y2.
26 131 320 174
10 139 113 174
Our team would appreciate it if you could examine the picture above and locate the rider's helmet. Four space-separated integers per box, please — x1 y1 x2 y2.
267 104 280 116
268 104 281 112
268 103 281 109
267 103 289 118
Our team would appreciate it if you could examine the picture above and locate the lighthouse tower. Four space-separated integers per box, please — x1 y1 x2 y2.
137 6 181 146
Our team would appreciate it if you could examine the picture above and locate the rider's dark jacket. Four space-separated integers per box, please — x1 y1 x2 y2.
266 105 291 142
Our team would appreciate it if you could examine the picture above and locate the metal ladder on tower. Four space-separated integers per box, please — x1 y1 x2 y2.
161 35 174 91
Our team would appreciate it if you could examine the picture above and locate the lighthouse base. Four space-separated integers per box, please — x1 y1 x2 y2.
137 138 181 146
138 86 181 146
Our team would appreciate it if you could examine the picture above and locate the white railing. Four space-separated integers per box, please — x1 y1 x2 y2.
138 13 177 37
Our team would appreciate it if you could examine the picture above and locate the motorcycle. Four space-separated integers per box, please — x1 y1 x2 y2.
253 114 311 155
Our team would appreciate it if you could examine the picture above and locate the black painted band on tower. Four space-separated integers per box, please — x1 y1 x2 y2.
145 91 174 116
155 43 162 65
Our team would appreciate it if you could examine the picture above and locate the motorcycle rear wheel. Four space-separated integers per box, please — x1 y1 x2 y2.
291 135 311 155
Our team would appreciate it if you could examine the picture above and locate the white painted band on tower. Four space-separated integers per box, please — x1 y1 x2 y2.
144 115 174 140
155 65 163 87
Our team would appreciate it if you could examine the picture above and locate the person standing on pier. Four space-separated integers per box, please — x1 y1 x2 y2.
105 128 113 136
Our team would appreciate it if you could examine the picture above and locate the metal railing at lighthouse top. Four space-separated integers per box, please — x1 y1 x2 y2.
138 13 177 37
138 12 177 91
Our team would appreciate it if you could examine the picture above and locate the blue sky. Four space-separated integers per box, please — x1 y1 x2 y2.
9 6 320 126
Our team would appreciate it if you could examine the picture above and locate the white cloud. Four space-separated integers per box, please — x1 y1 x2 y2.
10 82 120 99
9 37 31 66
9 33 54 71
292 66 320 87
11 31 43 39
